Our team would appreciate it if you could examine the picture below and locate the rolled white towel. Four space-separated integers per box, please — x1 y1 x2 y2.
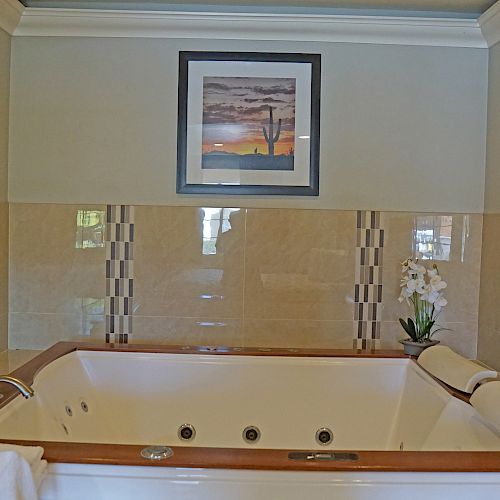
0 444 44 467
418 345 497 393
0 450 38 500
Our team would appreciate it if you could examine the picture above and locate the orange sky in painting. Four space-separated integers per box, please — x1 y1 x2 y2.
202 133 294 155
202 76 296 156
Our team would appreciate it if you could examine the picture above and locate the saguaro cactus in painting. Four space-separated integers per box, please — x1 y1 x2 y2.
262 106 282 156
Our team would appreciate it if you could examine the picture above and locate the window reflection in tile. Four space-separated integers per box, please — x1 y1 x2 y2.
81 297 105 336
202 208 240 255
76 210 105 249
414 215 452 261
414 215 470 262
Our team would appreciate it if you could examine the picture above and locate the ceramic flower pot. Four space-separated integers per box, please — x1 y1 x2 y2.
399 339 440 357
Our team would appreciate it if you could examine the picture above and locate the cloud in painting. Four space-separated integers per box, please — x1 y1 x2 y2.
202 76 296 155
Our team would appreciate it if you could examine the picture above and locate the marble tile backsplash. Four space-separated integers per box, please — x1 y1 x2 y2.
7 204 482 357
478 214 500 370
0 202 8 350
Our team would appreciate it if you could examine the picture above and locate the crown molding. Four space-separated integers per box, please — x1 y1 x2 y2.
12 8 487 48
479 0 500 47
0 0 24 35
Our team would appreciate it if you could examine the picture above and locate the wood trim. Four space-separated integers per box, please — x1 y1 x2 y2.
1 439 500 472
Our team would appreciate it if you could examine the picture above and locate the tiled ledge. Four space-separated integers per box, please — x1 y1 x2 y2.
0 349 41 374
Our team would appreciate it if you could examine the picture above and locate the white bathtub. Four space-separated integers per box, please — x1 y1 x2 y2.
0 345 499 499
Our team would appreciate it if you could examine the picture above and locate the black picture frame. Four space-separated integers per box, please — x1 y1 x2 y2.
176 51 321 196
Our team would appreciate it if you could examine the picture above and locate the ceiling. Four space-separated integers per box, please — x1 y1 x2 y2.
18 0 500 18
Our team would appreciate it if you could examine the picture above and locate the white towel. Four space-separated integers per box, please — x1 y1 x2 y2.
0 451 38 500
31 459 47 490
0 444 44 467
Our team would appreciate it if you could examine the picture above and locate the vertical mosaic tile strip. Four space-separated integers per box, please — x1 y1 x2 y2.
353 211 384 349
105 205 134 343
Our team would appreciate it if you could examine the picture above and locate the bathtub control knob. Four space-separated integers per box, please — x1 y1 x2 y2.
243 426 261 444
315 427 334 446
178 424 196 441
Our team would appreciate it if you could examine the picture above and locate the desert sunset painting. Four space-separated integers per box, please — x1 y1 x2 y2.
201 76 296 170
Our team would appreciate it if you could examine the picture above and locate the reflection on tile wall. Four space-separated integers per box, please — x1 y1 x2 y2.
478 214 500 370
8 203 482 357
0 202 8 350
9 204 105 349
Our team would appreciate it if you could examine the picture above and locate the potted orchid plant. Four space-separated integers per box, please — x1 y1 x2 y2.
398 257 448 356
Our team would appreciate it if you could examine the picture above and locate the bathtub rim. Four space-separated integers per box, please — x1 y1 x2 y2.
1 341 498 473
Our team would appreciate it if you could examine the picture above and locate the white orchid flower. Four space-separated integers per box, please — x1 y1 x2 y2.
434 296 448 311
398 258 448 340
427 290 440 304
414 279 426 294
427 268 438 278
400 275 410 287
406 279 418 293
398 287 412 305
430 275 447 291
408 260 418 270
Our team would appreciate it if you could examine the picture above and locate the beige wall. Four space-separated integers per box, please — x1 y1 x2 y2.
478 42 500 370
0 28 10 350
8 38 488 213
484 43 500 215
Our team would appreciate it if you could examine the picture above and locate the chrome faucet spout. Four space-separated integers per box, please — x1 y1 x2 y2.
0 375 34 399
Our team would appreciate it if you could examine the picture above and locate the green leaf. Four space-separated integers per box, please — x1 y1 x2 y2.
407 318 418 341
399 318 417 341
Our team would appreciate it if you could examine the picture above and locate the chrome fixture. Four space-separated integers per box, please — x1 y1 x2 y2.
242 426 261 444
315 427 334 446
288 451 358 462
0 376 34 399
140 446 173 461
178 424 196 441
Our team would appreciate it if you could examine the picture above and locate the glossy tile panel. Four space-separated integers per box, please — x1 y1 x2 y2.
9 204 105 348
243 319 354 349
9 312 95 350
134 206 245 319
478 214 500 370
7 203 484 358
0 349 41 374
244 209 356 321
382 212 482 358
0 203 8 350
132 316 243 347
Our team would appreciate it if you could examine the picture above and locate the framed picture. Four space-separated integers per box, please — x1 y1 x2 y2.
176 51 321 196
